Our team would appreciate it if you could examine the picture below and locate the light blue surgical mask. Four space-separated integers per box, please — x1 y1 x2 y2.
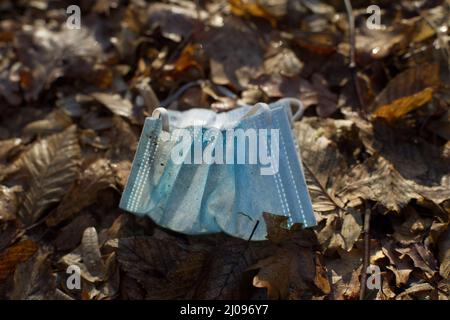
119 99 316 240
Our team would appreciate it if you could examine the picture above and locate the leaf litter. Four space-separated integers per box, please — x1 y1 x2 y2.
0 0 449 300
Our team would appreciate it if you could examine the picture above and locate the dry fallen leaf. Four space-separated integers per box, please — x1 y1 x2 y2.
18 125 81 226
326 249 363 300
438 227 450 279
0 185 21 222
295 119 362 251
250 245 317 299
91 92 134 119
46 158 116 227
372 64 440 120
118 235 210 299
205 17 264 90
337 154 450 212
229 0 278 27
382 240 414 287
9 249 56 299
0 239 38 281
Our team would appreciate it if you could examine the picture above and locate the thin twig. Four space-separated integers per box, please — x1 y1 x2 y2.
344 0 356 69
359 203 372 300
194 0 202 21
344 0 365 114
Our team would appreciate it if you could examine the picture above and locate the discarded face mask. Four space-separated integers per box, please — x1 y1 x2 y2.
119 98 316 240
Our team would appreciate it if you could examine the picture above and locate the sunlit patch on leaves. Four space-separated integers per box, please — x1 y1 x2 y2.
372 64 440 121
229 0 277 27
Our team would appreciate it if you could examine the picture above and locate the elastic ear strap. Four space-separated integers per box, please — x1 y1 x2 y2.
152 107 170 132
243 102 271 119
278 98 306 123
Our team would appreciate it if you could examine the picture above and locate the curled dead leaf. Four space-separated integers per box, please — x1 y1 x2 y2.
0 239 38 281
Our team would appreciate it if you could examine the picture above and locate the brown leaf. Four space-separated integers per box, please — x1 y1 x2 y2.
392 207 432 245
118 236 209 299
173 43 206 75
0 138 22 161
295 119 347 207
314 255 331 295
81 252 120 300
229 0 278 26
0 239 38 281
15 26 101 101
395 283 436 300
396 244 438 278
253 74 319 107
263 212 317 246
18 125 81 226
372 64 440 121
264 48 303 77
427 110 450 141
146 3 201 42
0 185 21 222
249 245 316 299
91 92 134 119
355 26 409 63
326 249 363 300
46 158 115 227
382 240 413 287
293 31 339 55
354 120 450 206
337 154 450 212
205 17 264 90
192 239 273 299
22 109 73 137
54 213 96 251
295 120 362 251
438 227 450 279
0 222 25 253
9 249 56 299
338 156 419 212
311 73 338 117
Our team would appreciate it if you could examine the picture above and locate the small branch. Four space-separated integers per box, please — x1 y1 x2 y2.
359 203 372 300
344 0 356 69
344 0 365 114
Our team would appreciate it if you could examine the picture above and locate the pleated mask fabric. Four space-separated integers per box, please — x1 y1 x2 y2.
119 99 316 240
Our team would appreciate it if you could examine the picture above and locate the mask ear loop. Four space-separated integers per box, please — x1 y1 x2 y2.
152 107 170 132
277 98 306 125
243 102 271 120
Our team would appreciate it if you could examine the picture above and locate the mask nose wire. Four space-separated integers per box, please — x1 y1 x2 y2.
152 107 170 132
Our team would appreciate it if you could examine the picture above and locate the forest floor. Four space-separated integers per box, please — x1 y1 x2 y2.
0 0 449 300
